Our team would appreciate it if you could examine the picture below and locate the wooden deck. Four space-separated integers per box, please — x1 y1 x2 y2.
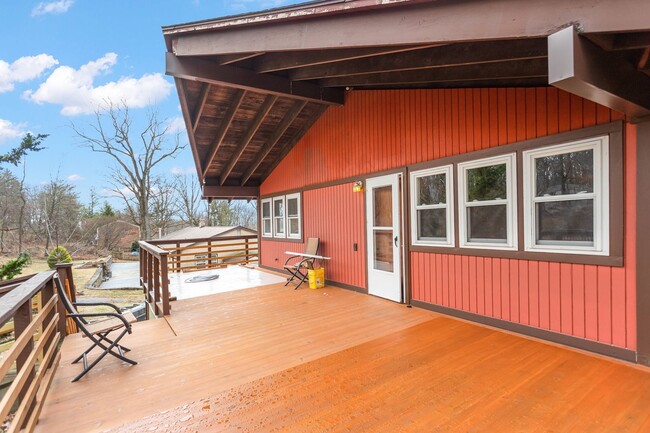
36 283 650 432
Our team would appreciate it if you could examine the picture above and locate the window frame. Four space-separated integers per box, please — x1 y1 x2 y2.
457 153 518 251
261 198 272 238
409 165 454 247
272 196 286 239
523 136 609 256
285 192 302 239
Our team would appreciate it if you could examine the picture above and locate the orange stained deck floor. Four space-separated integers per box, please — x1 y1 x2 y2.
36 283 650 433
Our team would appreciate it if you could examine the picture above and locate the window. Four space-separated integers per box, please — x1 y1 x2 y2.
458 154 517 250
286 193 301 239
261 198 272 237
523 136 609 255
410 165 454 246
264 193 302 240
273 196 286 238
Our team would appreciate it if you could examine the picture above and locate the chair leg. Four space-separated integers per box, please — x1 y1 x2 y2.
72 330 137 382
72 332 131 364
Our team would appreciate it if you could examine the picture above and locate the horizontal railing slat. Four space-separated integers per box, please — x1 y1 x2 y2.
0 271 55 328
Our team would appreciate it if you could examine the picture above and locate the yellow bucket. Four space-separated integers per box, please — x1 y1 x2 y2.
308 268 325 289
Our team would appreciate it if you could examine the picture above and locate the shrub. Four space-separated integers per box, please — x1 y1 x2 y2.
0 255 30 281
47 246 72 269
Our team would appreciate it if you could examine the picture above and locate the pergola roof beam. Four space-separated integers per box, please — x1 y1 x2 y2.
254 44 442 73
220 95 278 186
174 78 204 182
319 58 548 87
166 53 343 105
291 39 546 81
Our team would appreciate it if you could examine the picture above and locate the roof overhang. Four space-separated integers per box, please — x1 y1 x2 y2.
163 0 650 199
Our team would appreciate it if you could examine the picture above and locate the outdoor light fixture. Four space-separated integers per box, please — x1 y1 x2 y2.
353 181 364 193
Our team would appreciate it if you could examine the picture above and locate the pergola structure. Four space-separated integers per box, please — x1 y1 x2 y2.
162 0 650 200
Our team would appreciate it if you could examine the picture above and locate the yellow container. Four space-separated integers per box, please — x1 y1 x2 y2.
308 268 325 289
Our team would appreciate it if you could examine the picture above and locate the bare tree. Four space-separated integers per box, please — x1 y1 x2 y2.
149 177 179 237
36 177 82 251
73 102 186 240
173 174 204 226
0 171 21 253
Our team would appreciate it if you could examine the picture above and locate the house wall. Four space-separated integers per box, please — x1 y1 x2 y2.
260 88 636 352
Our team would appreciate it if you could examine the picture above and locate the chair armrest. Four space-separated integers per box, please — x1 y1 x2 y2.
73 302 122 313
68 312 132 330
284 255 301 266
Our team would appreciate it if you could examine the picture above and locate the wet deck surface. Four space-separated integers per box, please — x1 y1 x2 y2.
37 283 650 432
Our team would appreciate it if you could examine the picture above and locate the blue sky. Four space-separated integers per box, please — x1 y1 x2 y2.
0 0 298 206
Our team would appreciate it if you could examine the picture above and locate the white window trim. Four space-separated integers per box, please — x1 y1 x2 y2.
458 153 517 251
272 196 286 238
286 192 302 239
261 198 272 238
409 165 454 247
523 136 609 255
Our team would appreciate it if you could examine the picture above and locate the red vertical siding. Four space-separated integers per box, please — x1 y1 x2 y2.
261 183 366 289
260 88 636 351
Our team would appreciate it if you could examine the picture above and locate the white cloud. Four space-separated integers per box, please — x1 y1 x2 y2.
67 174 83 181
103 187 134 198
24 53 173 116
171 166 196 175
0 119 26 144
166 116 186 134
0 54 58 93
32 0 74 16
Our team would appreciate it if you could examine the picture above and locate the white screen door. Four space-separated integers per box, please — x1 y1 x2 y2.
366 173 402 302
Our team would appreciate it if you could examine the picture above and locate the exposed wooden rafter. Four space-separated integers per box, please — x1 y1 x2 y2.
166 53 344 105
220 95 278 185
254 44 442 73
319 58 548 87
240 100 307 185
201 89 245 177
191 83 211 133
290 39 546 81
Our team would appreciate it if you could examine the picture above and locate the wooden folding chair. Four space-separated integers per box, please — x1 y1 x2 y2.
283 237 320 289
54 274 137 382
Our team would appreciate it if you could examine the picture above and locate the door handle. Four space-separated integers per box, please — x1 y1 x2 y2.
394 236 398 247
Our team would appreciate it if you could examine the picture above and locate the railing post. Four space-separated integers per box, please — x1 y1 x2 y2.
147 251 153 301
176 242 181 273
153 257 161 316
40 277 58 368
207 241 212 268
160 253 170 315
245 238 250 263
14 300 35 414
55 263 75 335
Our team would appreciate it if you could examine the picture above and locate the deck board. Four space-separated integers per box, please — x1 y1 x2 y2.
36 283 650 432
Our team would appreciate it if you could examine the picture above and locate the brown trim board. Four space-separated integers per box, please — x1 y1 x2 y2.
411 300 637 363
636 120 650 366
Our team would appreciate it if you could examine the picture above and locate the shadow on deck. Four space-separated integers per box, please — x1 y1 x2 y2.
36 281 650 432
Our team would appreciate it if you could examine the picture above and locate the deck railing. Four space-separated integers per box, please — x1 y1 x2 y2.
138 241 170 317
0 269 67 433
147 234 259 273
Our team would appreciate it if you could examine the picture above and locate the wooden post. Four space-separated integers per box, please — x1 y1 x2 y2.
39 277 57 368
176 242 181 273
147 252 154 304
245 238 250 263
55 264 75 335
207 241 212 268
14 301 35 413
153 257 161 316
160 254 170 315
